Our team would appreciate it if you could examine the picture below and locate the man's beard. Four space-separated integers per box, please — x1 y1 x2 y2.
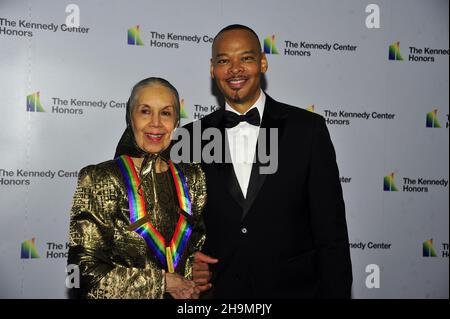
230 89 241 103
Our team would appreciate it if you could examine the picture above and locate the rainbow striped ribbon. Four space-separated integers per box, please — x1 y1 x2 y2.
168 160 192 216
116 155 192 271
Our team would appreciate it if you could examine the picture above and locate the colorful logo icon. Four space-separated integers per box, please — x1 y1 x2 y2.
26 92 45 112
21 238 40 259
128 25 144 46
383 172 399 191
389 41 403 61
180 98 188 119
423 239 438 257
306 104 315 113
264 35 279 55
426 109 441 128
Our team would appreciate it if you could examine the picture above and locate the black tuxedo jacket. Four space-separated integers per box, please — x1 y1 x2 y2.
179 94 352 298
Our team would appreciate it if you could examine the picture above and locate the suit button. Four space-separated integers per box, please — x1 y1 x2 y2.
241 227 247 234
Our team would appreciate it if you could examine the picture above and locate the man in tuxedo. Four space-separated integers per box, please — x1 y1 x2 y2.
183 24 352 298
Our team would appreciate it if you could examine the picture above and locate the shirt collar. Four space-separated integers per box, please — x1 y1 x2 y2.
225 90 266 121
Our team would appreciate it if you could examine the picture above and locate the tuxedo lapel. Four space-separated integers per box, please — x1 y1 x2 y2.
206 109 245 210
243 94 287 219
203 95 287 217
217 131 245 209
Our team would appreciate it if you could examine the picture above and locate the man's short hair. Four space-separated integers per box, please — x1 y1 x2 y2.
213 24 262 51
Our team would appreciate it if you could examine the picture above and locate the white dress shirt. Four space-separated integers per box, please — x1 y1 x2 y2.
225 90 266 198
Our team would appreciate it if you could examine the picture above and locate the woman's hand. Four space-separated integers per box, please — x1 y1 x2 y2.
165 272 196 299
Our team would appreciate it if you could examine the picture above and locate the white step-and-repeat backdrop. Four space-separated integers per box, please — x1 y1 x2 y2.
0 0 448 298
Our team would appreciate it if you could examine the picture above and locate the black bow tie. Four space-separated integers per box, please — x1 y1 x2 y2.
223 108 261 128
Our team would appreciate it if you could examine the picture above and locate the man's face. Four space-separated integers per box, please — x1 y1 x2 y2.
211 29 267 112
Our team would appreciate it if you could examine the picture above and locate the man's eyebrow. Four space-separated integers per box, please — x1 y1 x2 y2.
214 53 229 59
214 50 258 58
241 50 258 55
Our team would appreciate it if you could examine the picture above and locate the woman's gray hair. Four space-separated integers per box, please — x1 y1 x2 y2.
127 77 180 125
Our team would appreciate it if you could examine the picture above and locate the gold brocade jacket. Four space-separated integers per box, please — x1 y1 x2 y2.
67 159 207 299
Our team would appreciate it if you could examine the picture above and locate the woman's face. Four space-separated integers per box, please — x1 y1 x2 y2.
131 84 178 155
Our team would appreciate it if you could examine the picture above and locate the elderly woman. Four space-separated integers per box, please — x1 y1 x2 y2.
67 77 206 299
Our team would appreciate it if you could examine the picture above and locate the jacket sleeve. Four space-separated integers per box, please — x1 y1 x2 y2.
308 116 353 298
183 164 207 280
67 165 166 299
